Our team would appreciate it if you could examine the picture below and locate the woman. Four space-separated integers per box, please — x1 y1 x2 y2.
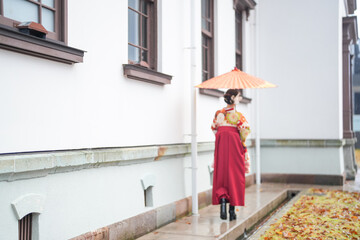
211 89 250 221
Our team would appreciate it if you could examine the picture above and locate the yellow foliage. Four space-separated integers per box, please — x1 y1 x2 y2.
260 188 360 239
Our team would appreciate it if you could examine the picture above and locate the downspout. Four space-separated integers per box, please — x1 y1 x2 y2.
190 0 199 215
255 5 261 185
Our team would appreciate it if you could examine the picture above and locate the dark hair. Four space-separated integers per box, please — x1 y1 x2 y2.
224 89 241 104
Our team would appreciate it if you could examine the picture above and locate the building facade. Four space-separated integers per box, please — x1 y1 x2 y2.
0 0 357 239
257 0 358 182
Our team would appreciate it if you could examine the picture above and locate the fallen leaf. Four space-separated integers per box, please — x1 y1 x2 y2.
259 189 360 239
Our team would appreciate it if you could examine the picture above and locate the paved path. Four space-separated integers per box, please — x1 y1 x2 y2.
344 168 360 192
137 183 349 240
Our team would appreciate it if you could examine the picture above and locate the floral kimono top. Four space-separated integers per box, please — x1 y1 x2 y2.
211 107 251 173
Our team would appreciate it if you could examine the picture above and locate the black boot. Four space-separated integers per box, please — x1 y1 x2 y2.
229 205 236 221
220 198 227 220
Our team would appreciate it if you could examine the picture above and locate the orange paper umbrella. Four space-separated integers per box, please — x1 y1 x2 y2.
195 67 276 89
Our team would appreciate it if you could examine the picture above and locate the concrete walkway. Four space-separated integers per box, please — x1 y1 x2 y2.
137 182 351 240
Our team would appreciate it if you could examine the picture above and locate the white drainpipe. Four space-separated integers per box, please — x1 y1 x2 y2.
255 6 261 185
190 0 199 215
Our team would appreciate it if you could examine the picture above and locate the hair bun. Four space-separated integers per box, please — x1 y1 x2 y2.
223 89 241 104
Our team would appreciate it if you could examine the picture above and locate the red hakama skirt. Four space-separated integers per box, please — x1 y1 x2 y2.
212 126 246 206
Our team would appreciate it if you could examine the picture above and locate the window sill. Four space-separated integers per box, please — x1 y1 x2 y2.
199 89 224 97
240 96 252 104
0 24 85 64
199 88 252 104
123 64 172 85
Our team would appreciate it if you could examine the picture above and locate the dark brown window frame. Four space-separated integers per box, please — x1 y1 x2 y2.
201 0 214 82
200 0 222 97
128 0 157 70
235 10 243 71
0 0 66 42
125 0 172 85
235 9 243 98
235 9 251 104
0 0 85 64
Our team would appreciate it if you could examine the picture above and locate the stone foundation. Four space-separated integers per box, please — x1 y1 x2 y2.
70 174 256 240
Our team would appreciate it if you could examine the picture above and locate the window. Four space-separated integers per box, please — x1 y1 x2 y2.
19 213 32 240
235 10 242 71
234 8 251 104
124 0 172 85
201 0 214 82
355 93 360 115
235 10 244 97
128 0 157 70
200 0 222 97
0 0 84 64
0 0 65 42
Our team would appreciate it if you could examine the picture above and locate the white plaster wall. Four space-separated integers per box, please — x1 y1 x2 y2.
0 0 253 154
257 0 342 140
338 0 345 136
260 147 343 175
0 156 213 240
